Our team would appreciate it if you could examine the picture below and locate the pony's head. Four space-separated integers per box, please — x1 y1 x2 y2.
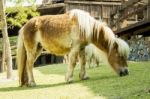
69 9 130 76
108 38 129 76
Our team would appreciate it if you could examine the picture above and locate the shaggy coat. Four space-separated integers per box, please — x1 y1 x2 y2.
17 9 129 87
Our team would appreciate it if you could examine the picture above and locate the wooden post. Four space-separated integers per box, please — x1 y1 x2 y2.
147 0 150 20
120 0 127 29
116 10 121 29
41 56 46 65
110 13 114 28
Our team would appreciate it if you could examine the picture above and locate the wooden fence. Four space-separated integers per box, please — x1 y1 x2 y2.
0 46 63 71
65 0 122 26
110 0 150 32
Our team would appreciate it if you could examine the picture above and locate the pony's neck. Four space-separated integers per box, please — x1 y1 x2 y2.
92 38 109 54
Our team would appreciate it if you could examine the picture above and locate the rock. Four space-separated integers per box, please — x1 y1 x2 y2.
128 36 150 61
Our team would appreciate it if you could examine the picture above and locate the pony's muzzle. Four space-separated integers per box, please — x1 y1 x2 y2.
119 67 129 77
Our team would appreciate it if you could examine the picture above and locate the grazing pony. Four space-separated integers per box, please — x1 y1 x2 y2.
85 44 102 68
63 44 102 68
17 9 129 87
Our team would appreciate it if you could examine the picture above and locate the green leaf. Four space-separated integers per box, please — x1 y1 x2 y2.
6 5 39 28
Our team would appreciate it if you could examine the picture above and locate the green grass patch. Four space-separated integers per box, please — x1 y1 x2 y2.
80 62 150 99
37 62 150 99
0 62 150 99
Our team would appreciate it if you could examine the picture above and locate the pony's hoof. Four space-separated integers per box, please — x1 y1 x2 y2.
82 76 90 80
27 82 36 87
66 80 73 84
66 77 73 84
19 83 24 87
19 82 29 87
79 73 90 80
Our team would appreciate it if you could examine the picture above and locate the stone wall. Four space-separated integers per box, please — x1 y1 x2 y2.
128 36 150 61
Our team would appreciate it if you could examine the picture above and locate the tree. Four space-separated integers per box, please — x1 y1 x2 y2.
0 0 39 78
6 5 39 28
0 0 13 78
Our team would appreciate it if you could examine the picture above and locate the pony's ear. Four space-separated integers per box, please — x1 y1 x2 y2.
35 18 39 28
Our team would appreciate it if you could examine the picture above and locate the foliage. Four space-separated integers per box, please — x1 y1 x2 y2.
6 5 39 28
7 0 36 5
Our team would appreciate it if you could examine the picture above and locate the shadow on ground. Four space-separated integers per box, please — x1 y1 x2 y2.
0 74 115 92
0 82 66 92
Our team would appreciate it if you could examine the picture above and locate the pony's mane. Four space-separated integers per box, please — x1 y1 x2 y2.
69 9 115 43
115 38 129 57
69 9 129 57
69 9 94 41
109 37 129 58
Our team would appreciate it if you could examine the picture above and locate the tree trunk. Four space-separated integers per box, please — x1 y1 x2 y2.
0 0 13 79
1 36 6 72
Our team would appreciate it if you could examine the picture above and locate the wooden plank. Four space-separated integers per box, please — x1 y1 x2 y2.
119 5 147 21
103 0 121 1
12 56 16 59
112 5 147 27
148 0 150 19
66 2 120 20
111 0 141 16
122 0 142 10
37 3 65 9
11 45 17 50
133 25 150 35
110 5 121 16
65 1 121 6
114 20 150 35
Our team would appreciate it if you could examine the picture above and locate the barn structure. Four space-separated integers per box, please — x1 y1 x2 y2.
109 0 150 61
65 0 150 61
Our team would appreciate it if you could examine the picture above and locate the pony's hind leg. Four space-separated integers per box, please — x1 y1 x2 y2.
65 50 78 83
34 43 43 62
79 47 89 80
26 51 36 87
25 43 42 87
26 44 43 87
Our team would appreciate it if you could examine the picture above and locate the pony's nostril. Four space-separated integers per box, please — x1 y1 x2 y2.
124 68 129 75
119 71 125 77
119 68 129 77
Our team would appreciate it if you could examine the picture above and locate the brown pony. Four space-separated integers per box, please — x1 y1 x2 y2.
85 44 102 68
17 9 129 87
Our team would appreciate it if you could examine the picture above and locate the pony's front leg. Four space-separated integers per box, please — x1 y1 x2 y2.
79 48 89 80
65 51 78 83
26 52 36 87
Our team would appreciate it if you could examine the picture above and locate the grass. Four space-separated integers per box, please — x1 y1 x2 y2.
0 61 150 99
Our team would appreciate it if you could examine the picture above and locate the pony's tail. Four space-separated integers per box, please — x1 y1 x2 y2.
17 28 28 87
